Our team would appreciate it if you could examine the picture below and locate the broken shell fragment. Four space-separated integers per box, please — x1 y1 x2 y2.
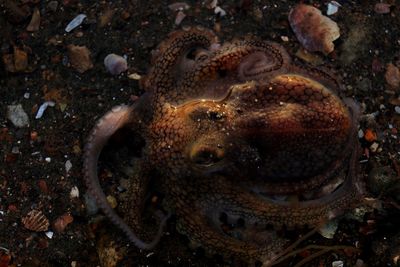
174 10 186 25
289 4 340 55
104 53 128 75
168 2 190 11
326 1 341 16
374 3 391 14
22 210 50 232
26 7 40 32
65 14 87 32
35 101 55 119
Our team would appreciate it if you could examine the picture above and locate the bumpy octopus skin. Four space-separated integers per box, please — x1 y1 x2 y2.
84 26 364 265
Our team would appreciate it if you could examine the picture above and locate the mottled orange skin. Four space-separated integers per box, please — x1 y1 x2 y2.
85 26 363 265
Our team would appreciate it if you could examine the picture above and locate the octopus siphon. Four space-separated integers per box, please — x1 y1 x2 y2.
84 26 364 266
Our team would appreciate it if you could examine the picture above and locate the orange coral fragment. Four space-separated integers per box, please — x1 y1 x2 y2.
364 129 377 142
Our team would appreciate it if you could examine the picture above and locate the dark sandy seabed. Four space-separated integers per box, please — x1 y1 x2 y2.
0 0 400 266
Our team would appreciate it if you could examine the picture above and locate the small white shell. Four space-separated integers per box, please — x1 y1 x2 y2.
326 1 341 16
175 11 186 25
104 54 128 75
214 6 226 17
45 231 54 239
65 14 87 33
70 186 79 198
35 101 55 119
21 210 50 232
65 160 72 173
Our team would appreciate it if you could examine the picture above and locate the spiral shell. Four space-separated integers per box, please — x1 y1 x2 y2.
21 210 50 232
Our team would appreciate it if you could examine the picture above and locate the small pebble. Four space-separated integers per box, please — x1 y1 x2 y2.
106 195 118 209
208 0 218 9
11 147 19 154
281 36 289 42
385 63 400 89
374 3 391 14
70 186 79 198
395 106 400 114
53 214 73 233
67 45 93 73
120 10 131 20
45 231 54 239
104 54 128 75
358 129 364 138
47 1 58 12
26 8 40 32
65 160 72 173
7 104 29 128
370 142 379 152
214 6 227 16
332 260 344 267
168 2 190 11
128 73 141 80
45 157 51 163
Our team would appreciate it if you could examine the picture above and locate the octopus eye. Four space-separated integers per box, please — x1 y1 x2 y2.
207 110 224 121
190 145 224 166
189 107 225 122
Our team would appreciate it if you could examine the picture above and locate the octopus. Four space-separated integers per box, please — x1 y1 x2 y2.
84 26 364 266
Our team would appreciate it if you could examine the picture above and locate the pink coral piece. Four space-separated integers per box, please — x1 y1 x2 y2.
289 4 340 55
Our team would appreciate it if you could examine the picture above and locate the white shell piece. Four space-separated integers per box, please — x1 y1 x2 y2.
65 14 87 32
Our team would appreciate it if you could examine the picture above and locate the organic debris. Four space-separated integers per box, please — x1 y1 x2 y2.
67 44 93 73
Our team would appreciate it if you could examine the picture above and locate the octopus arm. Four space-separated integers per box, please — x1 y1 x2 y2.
173 40 291 103
84 105 168 249
176 205 286 265
199 143 363 228
142 26 219 92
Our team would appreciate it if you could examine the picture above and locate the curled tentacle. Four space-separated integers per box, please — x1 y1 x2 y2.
142 26 219 93
198 149 359 229
84 104 168 249
175 203 287 265
170 39 291 104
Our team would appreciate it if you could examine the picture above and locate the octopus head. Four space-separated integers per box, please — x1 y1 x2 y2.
179 73 354 185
